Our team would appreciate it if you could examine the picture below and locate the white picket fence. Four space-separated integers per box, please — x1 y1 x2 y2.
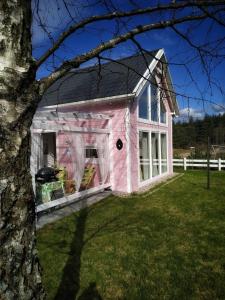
173 158 225 171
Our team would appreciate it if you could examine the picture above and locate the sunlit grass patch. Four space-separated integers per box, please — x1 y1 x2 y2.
37 171 225 300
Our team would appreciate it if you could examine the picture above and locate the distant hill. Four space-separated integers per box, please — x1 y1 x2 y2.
173 114 225 150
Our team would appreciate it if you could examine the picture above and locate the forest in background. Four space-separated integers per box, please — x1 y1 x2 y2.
173 113 225 158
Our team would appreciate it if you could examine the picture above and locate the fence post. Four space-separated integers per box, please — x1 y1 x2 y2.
184 157 187 171
218 158 221 171
207 136 210 190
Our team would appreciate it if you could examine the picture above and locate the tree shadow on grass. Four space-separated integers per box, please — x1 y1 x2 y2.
78 282 103 300
53 198 120 300
54 204 88 300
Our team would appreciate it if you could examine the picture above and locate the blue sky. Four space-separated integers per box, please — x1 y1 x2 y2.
32 0 225 121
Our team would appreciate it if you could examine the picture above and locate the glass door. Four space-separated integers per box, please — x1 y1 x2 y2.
151 132 159 177
139 132 150 181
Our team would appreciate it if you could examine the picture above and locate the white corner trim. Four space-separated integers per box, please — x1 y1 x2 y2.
126 105 132 193
132 49 164 97
164 55 179 114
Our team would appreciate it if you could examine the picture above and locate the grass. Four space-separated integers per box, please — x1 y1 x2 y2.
37 171 225 300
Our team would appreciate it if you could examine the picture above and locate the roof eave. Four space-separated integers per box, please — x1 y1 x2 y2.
162 52 179 115
132 49 165 96
38 93 135 111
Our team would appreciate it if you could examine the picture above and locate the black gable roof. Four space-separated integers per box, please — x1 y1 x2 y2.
39 49 159 107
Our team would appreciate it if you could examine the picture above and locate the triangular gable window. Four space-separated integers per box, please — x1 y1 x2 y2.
138 76 167 124
138 85 149 120
151 80 158 122
160 99 166 123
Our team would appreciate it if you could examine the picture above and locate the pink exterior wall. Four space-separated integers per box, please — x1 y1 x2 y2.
39 90 174 194
50 92 174 193
129 98 139 192
57 100 129 193
57 131 74 179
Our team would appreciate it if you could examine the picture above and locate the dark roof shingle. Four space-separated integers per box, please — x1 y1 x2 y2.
39 50 159 107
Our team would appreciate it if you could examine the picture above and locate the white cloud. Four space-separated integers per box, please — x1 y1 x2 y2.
179 107 205 120
211 103 225 115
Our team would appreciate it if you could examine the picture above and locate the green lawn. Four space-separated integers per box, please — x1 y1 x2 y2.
37 171 225 300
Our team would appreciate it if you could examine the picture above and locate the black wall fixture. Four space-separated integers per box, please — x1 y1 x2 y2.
116 138 123 150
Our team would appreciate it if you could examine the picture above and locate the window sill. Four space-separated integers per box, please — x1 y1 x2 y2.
138 118 168 127
138 171 169 187
86 158 99 164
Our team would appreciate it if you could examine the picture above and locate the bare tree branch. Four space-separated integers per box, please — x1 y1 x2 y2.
198 5 225 27
97 54 225 112
40 12 215 92
35 1 225 69
34 0 55 44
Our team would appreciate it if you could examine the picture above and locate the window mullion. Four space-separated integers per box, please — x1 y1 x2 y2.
159 133 162 175
149 131 152 179
158 87 160 123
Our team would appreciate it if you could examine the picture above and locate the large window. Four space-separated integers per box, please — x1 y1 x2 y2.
138 78 166 124
151 80 158 122
139 131 168 182
138 86 149 119
139 132 150 181
160 100 166 124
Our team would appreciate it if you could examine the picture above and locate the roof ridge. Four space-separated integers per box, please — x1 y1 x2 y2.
69 48 161 74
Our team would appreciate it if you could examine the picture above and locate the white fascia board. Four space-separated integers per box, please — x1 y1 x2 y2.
31 121 110 134
133 48 179 115
164 63 179 115
39 93 135 111
34 111 110 121
132 49 164 97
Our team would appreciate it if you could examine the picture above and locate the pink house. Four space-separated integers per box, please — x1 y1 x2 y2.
31 49 179 211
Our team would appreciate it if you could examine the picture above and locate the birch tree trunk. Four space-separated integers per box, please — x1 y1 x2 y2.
0 1 44 299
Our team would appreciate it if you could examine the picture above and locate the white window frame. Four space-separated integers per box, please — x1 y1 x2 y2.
137 78 168 126
139 131 151 182
42 132 57 168
85 144 99 164
137 82 150 121
160 132 168 174
138 128 169 187
159 90 167 125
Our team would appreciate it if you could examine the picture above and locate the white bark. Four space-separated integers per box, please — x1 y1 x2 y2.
0 1 44 299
